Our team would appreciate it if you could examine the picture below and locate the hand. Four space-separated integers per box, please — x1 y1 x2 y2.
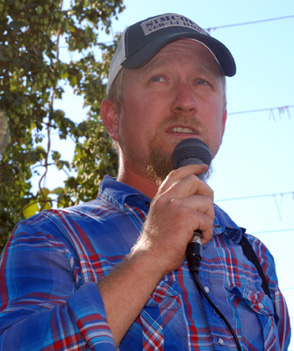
132 163 214 275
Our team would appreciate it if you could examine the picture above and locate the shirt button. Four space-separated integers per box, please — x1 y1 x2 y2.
258 302 264 309
218 338 224 346
204 286 210 293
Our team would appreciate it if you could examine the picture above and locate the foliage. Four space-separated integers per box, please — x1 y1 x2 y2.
0 0 124 251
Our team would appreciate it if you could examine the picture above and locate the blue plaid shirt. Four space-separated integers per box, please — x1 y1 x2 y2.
0 176 290 350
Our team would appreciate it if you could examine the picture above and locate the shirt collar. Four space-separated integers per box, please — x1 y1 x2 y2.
213 204 244 244
98 175 151 212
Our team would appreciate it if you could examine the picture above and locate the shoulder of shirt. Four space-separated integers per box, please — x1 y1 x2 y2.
213 204 278 288
213 204 272 253
213 203 241 230
14 176 148 229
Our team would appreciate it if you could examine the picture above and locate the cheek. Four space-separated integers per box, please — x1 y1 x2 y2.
123 96 161 133
211 122 226 156
119 106 151 149
205 109 226 156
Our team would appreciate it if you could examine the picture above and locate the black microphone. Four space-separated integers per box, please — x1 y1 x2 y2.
172 138 212 273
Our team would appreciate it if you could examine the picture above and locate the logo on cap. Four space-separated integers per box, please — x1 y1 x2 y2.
141 14 208 36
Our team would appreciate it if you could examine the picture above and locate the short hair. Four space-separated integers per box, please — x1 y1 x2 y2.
107 68 127 110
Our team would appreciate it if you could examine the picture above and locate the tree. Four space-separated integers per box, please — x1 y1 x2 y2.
0 0 124 251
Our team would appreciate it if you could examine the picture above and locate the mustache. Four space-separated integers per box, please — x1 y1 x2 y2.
146 115 209 184
161 114 207 136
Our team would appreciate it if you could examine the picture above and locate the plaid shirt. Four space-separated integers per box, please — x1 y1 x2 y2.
0 176 290 350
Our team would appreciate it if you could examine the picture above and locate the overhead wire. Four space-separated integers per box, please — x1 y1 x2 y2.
205 15 294 32
216 191 294 203
251 228 294 235
228 105 294 117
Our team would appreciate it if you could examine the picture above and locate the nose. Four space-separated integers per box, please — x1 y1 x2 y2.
171 82 198 114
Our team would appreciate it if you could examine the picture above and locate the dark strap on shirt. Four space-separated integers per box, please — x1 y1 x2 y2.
239 235 271 299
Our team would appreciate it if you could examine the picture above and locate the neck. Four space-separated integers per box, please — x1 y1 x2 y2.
117 164 159 199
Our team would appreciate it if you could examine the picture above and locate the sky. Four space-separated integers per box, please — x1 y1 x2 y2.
51 0 294 347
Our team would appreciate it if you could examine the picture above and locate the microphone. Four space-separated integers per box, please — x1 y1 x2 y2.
172 139 242 351
172 138 212 273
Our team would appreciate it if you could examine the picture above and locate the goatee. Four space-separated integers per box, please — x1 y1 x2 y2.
146 144 212 185
146 146 174 186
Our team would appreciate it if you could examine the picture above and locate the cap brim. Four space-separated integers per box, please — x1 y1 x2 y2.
122 31 236 77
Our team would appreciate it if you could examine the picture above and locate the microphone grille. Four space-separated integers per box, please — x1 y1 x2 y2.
172 138 212 169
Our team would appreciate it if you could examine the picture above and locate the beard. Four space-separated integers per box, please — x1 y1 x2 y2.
146 145 174 186
119 114 216 186
145 135 213 186
146 145 212 185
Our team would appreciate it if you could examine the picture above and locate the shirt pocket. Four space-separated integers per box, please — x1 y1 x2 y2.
229 285 280 351
138 279 188 351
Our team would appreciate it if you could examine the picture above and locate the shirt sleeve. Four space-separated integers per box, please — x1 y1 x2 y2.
0 216 116 351
247 234 291 350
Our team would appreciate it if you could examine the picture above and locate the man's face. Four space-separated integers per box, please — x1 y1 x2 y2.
116 39 227 183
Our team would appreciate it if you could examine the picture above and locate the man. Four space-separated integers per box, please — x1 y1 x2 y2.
0 13 290 350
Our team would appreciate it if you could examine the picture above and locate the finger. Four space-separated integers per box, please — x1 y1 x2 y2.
160 172 214 201
191 213 214 245
169 197 214 243
162 163 209 188
170 195 214 219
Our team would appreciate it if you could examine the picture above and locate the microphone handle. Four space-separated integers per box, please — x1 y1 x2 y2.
186 230 202 273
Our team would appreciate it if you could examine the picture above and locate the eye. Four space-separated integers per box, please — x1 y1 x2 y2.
194 78 209 86
149 75 165 83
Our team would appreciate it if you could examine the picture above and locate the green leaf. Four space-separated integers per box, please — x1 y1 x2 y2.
23 202 39 219
0 0 123 252
52 187 65 195
39 188 51 197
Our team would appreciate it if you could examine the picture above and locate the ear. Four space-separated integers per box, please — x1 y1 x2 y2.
221 109 227 137
101 99 120 141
